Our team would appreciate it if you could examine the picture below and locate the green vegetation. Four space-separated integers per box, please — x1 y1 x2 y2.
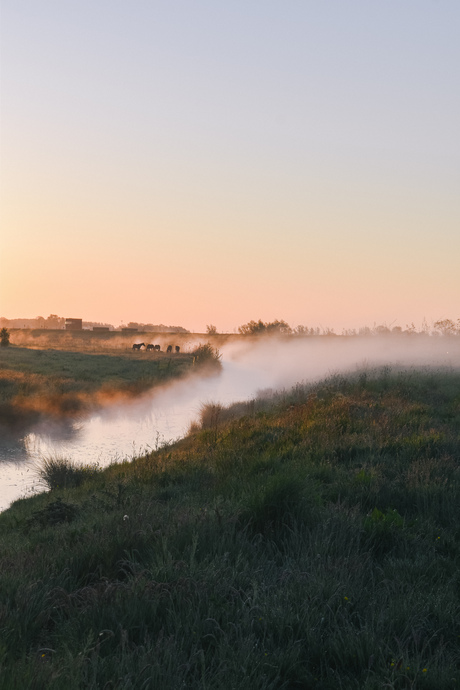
37 455 102 491
192 342 222 366
238 319 292 335
1 366 459 688
0 343 220 430
0 327 10 347
4 328 193 353
236 317 460 336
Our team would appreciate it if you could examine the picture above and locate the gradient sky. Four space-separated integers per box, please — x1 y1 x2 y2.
1 1 459 333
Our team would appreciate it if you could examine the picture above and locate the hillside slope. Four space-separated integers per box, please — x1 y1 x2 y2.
1 367 459 689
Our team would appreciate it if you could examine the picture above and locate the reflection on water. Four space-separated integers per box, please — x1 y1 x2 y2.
1 336 459 511
0 362 267 510
0 434 40 510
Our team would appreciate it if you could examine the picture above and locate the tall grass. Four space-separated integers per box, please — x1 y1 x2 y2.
0 366 459 688
36 454 102 490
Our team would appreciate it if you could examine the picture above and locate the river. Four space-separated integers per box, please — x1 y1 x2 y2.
1 335 459 511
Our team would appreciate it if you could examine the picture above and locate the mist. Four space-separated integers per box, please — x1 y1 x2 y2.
34 332 459 439
219 333 460 393
1 333 459 511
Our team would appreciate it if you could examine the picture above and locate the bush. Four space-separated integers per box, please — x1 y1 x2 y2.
36 454 101 490
238 319 292 335
0 327 10 347
192 342 222 369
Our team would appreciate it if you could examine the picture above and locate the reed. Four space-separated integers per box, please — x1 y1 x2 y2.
36 454 102 490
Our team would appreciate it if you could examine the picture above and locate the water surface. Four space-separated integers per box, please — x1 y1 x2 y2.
1 336 458 511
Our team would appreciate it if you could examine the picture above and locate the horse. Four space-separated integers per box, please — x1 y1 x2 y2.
154 344 161 351
175 345 180 353
146 344 155 351
166 345 173 353
132 343 145 350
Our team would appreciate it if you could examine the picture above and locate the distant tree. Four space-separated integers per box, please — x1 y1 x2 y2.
46 314 65 329
238 319 291 336
294 325 308 335
433 319 457 336
421 317 430 334
206 324 218 335
266 320 292 334
0 328 10 347
295 324 322 336
238 320 264 335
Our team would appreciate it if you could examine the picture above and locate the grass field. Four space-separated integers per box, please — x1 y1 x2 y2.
0 366 459 688
0 338 221 430
7 328 236 353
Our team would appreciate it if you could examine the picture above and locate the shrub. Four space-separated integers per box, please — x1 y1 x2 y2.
0 327 10 347
238 319 292 335
192 342 222 369
36 454 101 490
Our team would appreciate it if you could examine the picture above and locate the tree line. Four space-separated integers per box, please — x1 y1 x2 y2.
219 318 460 337
0 315 189 333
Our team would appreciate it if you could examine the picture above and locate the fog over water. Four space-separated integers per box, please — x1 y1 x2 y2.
1 335 459 511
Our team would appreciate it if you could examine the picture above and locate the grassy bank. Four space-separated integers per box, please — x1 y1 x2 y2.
0 367 459 688
0 343 220 430
7 328 238 353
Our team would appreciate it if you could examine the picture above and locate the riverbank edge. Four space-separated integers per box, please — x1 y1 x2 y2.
0 344 222 434
0 366 459 688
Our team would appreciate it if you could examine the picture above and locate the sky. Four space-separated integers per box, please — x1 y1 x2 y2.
1 1 459 333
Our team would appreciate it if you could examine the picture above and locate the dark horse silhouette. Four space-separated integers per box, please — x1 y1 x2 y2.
132 343 145 350
146 344 155 351
154 344 161 351
175 345 180 353
166 345 173 353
